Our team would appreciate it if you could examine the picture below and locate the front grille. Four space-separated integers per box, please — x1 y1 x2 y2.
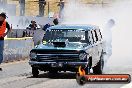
35 50 79 54
37 53 79 62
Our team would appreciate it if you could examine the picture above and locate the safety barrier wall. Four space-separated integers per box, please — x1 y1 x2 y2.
7 29 45 46
3 37 34 62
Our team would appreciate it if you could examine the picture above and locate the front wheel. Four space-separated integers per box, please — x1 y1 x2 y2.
32 67 39 77
93 54 104 74
48 70 58 74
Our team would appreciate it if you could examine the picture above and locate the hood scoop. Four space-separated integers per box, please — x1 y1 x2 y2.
53 39 69 47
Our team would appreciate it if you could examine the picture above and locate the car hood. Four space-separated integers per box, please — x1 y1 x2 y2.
34 42 88 51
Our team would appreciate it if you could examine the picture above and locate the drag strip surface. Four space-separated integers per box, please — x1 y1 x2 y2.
0 59 131 88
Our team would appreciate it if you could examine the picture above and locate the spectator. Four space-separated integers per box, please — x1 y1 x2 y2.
53 18 59 25
27 20 38 30
22 30 27 37
103 19 115 71
43 23 51 31
0 12 11 71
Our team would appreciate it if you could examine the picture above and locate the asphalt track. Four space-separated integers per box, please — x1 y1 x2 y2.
0 57 132 88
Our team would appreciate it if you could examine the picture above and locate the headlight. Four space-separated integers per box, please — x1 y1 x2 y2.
30 52 37 59
79 53 87 60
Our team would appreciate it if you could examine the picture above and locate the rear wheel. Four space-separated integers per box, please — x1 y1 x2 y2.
32 67 39 77
93 54 104 74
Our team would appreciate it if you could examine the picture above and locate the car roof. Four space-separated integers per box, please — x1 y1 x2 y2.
48 24 99 30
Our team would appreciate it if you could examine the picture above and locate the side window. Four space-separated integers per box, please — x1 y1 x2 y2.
94 29 98 42
96 29 102 41
99 29 102 39
88 31 94 45
91 30 97 43
85 31 89 43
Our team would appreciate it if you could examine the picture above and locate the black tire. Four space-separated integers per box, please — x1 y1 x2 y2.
48 70 58 77
76 75 87 85
48 70 58 74
32 67 39 77
93 54 104 74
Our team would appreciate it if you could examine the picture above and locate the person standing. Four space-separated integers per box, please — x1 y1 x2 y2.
0 12 11 71
53 18 59 25
43 23 51 31
28 20 38 30
103 19 115 72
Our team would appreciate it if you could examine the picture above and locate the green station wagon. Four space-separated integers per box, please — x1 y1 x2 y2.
29 24 105 77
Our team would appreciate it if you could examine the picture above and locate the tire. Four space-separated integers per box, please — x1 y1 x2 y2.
49 70 58 74
32 67 39 77
76 76 87 85
93 54 104 74
48 70 58 77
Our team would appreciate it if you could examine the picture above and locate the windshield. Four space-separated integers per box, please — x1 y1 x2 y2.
43 29 87 43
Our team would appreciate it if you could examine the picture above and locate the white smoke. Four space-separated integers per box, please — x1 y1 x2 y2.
61 1 113 27
61 0 132 68
108 1 132 67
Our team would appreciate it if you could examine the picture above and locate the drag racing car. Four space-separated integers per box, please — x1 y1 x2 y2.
29 24 105 77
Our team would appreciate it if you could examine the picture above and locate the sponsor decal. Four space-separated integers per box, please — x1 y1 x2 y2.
76 66 131 85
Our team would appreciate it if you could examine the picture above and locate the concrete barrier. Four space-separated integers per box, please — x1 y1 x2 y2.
7 29 45 46
3 37 34 62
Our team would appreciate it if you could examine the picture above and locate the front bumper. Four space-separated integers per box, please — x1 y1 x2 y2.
29 61 88 66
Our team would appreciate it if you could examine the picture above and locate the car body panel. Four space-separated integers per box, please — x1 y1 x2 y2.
29 24 104 72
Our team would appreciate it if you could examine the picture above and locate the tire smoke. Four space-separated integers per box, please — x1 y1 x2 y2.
61 0 132 69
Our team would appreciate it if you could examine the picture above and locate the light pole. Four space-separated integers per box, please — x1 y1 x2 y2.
48 1 50 17
38 0 46 17
57 0 65 18
19 0 25 16
101 0 104 7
